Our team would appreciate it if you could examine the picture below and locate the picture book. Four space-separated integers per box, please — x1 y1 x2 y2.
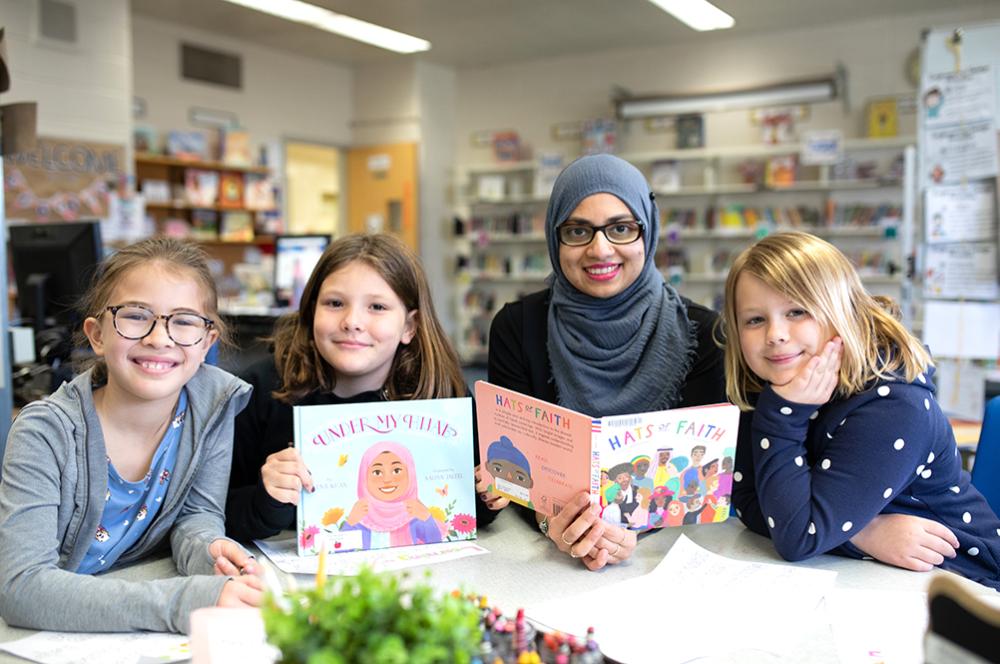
295 398 477 557
133 125 159 154
166 130 208 161
220 128 252 166
217 171 244 209
675 114 705 149
184 169 219 207
189 209 219 240
243 172 275 210
219 211 254 242
474 382 739 531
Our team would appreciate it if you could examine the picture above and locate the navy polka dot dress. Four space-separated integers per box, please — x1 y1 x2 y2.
732 366 1000 591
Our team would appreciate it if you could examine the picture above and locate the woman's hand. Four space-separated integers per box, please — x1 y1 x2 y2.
216 575 264 608
475 464 510 511
261 446 314 505
208 538 261 577
850 513 959 572
772 337 842 405
544 492 637 571
405 499 431 521
346 499 369 526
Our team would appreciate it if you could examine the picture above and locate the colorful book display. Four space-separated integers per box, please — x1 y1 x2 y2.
295 398 477 556
475 382 739 531
184 169 219 207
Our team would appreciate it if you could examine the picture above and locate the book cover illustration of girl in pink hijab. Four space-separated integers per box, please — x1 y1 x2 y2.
295 398 476 556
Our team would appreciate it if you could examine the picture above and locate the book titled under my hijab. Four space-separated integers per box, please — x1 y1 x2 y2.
475 381 740 531
294 398 476 556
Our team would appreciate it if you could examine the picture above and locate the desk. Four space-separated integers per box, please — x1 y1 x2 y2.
1 511 996 663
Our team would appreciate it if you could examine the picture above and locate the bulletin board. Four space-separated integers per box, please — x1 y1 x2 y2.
919 22 1000 419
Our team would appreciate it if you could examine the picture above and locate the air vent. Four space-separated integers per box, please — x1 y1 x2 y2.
181 43 242 90
39 0 77 44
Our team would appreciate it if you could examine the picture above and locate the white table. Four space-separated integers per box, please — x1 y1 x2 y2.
1 510 994 663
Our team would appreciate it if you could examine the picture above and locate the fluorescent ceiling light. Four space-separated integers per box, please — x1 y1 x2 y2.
648 0 734 31
617 78 838 119
220 0 431 54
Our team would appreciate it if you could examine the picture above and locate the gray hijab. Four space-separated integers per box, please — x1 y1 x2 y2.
545 154 696 416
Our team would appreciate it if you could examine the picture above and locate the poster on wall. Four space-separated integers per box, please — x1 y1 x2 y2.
925 180 996 243
2 137 125 223
923 242 999 300
920 65 998 187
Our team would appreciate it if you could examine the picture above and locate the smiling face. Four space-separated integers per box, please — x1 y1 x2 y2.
735 272 835 388
83 263 217 411
365 451 410 500
488 459 533 489
312 261 417 397
634 459 650 476
557 193 645 299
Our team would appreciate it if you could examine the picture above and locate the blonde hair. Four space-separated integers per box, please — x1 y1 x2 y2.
272 233 465 403
74 237 230 383
721 231 930 410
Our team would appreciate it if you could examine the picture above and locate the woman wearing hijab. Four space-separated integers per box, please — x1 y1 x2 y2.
488 154 725 570
342 441 443 549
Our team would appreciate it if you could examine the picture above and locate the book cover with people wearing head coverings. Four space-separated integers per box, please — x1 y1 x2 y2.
294 398 476 556
475 381 739 531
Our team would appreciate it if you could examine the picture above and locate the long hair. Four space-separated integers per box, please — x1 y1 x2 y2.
720 231 931 410
74 237 230 383
272 233 465 403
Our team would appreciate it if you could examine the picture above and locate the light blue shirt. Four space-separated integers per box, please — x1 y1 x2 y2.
78 391 187 574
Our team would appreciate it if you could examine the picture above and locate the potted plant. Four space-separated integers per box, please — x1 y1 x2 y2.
261 567 481 664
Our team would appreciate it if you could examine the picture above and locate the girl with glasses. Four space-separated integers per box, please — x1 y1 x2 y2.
0 238 260 633
488 154 726 570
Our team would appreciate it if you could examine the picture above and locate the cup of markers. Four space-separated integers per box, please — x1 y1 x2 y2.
473 596 606 664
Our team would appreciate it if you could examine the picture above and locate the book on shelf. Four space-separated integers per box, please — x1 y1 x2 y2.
492 131 521 162
475 381 739 529
189 210 219 240
243 172 275 210
219 211 254 242
220 128 252 166
765 155 797 187
476 174 506 201
133 125 159 154
581 118 617 155
184 169 219 207
140 179 171 204
217 171 245 209
651 160 681 192
162 217 192 239
534 153 564 197
166 130 209 161
294 398 477 556
675 114 705 149
867 97 899 138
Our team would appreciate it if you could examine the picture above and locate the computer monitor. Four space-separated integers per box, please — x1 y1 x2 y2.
8 220 104 333
274 234 331 308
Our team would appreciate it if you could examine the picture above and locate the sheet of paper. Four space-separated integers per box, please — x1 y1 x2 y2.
189 607 279 664
825 589 928 664
925 181 997 244
254 537 489 576
933 358 987 421
922 300 1000 359
923 242 999 300
0 631 188 664
921 65 998 187
526 535 837 664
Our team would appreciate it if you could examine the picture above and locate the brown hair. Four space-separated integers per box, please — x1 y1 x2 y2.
720 231 931 410
272 233 465 403
74 237 230 383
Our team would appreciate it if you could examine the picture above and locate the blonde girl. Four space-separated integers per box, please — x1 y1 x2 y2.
0 238 259 633
226 233 505 542
723 232 999 589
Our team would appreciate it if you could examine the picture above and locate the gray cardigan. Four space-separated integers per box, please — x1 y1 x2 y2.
0 364 252 633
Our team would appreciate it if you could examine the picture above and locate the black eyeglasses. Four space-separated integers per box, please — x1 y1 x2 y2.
557 220 643 247
105 305 214 347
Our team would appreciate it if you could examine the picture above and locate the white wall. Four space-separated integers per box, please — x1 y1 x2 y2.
131 16 353 151
0 0 132 146
454 5 1000 166
350 61 420 146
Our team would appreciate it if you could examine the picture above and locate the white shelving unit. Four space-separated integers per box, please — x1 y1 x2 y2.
452 136 916 363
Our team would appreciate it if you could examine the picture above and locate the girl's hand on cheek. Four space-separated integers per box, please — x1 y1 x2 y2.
405 499 431 521
346 499 368 525
773 337 842 405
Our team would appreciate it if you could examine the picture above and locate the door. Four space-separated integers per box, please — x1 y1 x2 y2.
346 142 418 251
285 141 342 235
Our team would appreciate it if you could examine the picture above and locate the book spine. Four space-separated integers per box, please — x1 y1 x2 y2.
589 422 602 506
